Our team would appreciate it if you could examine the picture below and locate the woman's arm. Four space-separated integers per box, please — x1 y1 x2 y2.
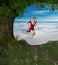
32 21 36 25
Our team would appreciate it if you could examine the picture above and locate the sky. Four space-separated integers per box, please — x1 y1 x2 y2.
14 4 58 22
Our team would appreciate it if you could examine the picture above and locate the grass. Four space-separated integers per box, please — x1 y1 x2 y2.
5 40 54 65
40 41 58 61
0 33 54 65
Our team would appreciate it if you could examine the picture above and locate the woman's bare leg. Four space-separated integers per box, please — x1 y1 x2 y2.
33 31 35 36
31 31 35 38
28 30 33 38
30 30 33 38
28 30 35 38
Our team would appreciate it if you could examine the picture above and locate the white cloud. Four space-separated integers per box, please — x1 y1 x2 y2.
32 10 49 14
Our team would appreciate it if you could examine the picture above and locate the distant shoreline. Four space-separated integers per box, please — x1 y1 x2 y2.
14 21 58 23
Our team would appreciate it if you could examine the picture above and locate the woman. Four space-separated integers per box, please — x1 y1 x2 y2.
27 17 36 38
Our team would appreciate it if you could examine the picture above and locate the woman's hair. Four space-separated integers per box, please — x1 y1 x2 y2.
32 17 36 19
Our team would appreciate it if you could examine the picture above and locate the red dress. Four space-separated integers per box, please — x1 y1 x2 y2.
27 20 35 32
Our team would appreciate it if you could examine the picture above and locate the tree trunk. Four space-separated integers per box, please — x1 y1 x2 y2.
0 17 15 39
8 17 14 38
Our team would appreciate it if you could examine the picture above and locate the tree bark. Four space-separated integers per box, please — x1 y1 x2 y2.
0 17 15 39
